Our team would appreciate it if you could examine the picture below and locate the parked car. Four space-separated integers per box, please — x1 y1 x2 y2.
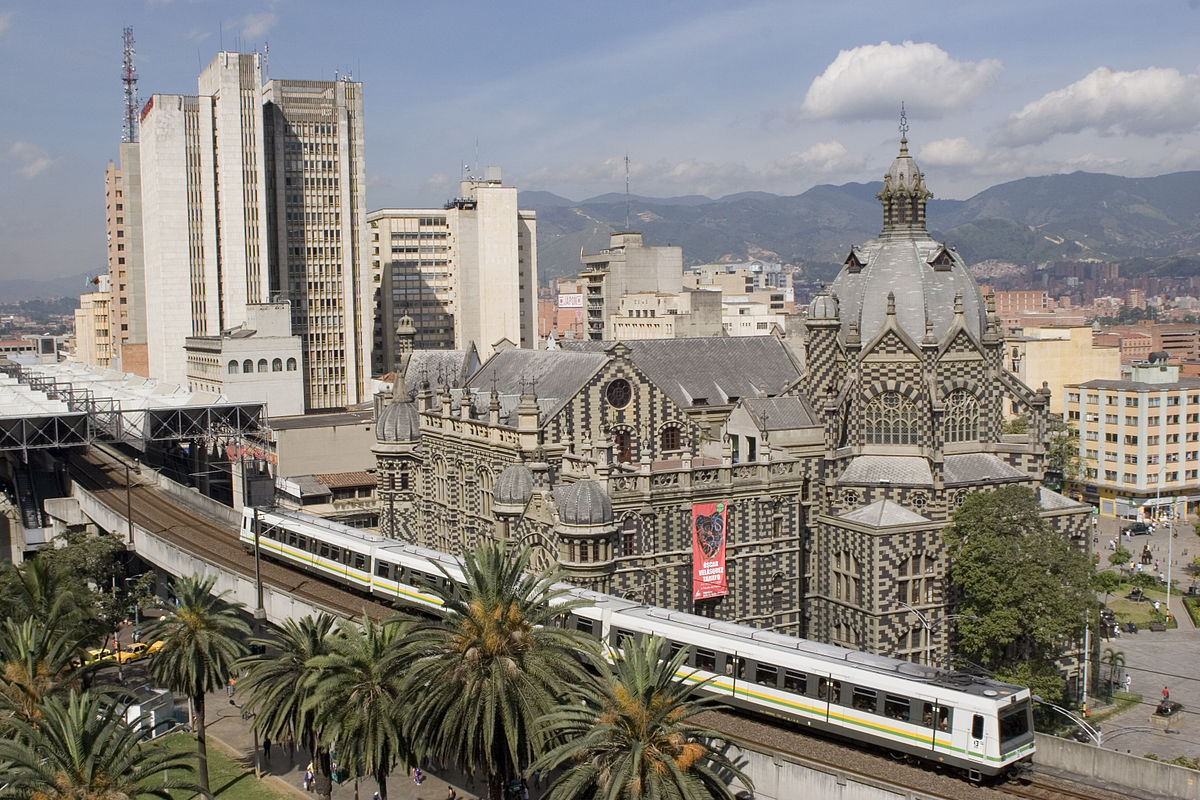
84 647 116 664
1125 522 1151 536
115 642 150 663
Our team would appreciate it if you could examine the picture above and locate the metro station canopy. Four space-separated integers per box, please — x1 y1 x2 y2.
0 361 266 455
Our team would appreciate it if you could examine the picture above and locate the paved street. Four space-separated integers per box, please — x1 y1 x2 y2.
1089 513 1200 761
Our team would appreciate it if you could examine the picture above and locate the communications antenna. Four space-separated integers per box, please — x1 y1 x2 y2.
122 27 139 143
624 154 631 231
263 40 269 81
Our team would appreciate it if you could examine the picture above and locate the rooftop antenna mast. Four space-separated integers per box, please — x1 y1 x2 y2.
624 154 631 231
263 40 269 81
122 27 139 143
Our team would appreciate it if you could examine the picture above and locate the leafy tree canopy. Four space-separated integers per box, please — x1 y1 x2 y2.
942 486 1095 703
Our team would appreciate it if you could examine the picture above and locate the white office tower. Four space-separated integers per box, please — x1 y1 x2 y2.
139 52 271 385
263 77 368 411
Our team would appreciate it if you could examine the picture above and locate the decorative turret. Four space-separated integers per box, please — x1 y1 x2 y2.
876 106 933 238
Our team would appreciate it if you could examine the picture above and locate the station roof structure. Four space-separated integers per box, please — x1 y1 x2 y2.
0 359 267 456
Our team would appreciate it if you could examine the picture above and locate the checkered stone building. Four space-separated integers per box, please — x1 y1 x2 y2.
372 132 1090 665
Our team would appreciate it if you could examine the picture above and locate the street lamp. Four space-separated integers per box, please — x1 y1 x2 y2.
897 601 976 669
1032 694 1101 746
123 458 140 546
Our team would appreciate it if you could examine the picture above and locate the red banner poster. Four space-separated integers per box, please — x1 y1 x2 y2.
692 501 728 600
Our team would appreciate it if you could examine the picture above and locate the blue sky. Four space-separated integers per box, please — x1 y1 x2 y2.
2 0 1199 281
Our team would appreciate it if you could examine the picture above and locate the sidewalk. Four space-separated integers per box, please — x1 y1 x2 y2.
205 687 486 800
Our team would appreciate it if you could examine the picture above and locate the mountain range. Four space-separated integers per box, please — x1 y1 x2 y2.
521 171 1200 285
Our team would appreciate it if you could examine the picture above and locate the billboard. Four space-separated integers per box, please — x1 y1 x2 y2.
558 293 584 309
692 501 728 599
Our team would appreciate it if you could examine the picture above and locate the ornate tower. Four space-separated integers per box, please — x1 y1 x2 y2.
373 315 421 539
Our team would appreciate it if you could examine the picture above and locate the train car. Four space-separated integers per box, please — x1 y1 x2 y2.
237 508 1034 779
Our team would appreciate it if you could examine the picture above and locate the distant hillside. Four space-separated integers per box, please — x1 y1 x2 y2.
0 272 93 304
520 171 1200 285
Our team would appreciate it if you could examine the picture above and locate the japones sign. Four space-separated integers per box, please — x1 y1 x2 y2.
692 501 728 600
558 293 584 309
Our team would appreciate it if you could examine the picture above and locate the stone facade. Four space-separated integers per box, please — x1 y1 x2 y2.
372 132 1090 666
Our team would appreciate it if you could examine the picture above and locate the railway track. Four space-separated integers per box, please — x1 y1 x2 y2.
69 447 391 622
66 447 1156 800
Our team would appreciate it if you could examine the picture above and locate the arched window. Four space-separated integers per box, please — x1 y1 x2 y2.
832 550 861 606
619 514 641 557
242 359 253 374
433 459 447 503
477 467 494 518
659 425 681 453
614 429 633 463
897 553 937 605
227 360 239 374
286 357 298 371
943 389 979 443
865 391 918 445
831 622 861 650
257 359 269 373
272 358 283 372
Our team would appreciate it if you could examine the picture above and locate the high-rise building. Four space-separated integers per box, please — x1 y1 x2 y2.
73 274 112 367
263 78 368 411
580 233 682 340
104 144 148 375
367 168 537 374
139 52 272 385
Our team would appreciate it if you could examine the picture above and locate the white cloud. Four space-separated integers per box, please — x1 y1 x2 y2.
6 142 53 179
239 12 276 40
1001 66 1200 146
766 140 865 176
184 28 212 43
800 41 1002 121
919 137 985 168
0 11 12 37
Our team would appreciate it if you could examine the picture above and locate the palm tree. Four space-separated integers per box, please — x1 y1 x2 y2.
0 559 102 651
238 613 338 800
146 574 250 798
306 615 410 800
399 541 600 800
0 617 93 724
0 690 198 799
533 635 751 800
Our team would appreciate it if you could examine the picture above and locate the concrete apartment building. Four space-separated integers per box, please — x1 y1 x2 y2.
1006 326 1121 417
139 52 272 386
73 274 112 368
263 77 369 411
367 168 537 373
581 233 682 340
104 145 148 375
184 302 305 416
1067 356 1200 518
608 289 722 339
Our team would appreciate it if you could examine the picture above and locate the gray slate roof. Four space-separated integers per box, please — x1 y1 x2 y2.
397 349 479 394
465 348 609 421
739 396 818 430
943 453 1027 485
839 455 934 487
838 499 930 528
561 336 800 408
1038 486 1088 511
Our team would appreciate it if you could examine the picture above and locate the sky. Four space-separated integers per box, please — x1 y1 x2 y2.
2 0 1199 282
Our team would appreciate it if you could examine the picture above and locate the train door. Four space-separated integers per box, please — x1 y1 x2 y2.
968 713 986 758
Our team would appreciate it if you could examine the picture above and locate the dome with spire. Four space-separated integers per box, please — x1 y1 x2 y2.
495 463 534 507
554 480 613 526
376 388 420 443
829 116 986 345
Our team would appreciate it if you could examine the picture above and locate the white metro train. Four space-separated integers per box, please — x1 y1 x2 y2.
240 507 1035 779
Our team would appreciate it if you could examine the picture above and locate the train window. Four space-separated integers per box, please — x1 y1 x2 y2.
783 670 807 694
852 687 877 713
972 714 984 740
754 664 777 687
669 642 686 662
574 617 596 637
375 561 393 579
352 553 368 571
885 695 910 722
923 703 951 731
999 706 1030 741
938 707 951 732
818 678 841 704
695 649 717 672
611 628 637 649
317 543 329 559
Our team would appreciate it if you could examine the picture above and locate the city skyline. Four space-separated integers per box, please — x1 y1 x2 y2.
1 0 1199 282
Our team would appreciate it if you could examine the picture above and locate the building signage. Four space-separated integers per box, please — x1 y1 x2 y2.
691 501 728 599
558 293 584 309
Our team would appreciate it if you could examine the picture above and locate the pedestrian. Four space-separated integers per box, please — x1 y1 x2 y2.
1124 674 1131 693
227 675 236 698
446 789 457 800
373 792 381 800
263 736 272 761
1163 686 1170 702
413 766 423 784
1154 600 1160 612
134 628 142 643
304 765 314 792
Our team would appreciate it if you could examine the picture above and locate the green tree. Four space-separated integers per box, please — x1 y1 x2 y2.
238 613 338 800
1102 647 1126 701
534 635 751 800
1045 420 1082 481
0 617 94 724
306 616 410 800
399 542 600 800
147 575 250 798
0 690 198 799
942 486 1096 704
1109 545 1131 569
1094 570 1122 606
1002 415 1029 435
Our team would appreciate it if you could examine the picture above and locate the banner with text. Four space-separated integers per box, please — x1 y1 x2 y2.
692 501 728 600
